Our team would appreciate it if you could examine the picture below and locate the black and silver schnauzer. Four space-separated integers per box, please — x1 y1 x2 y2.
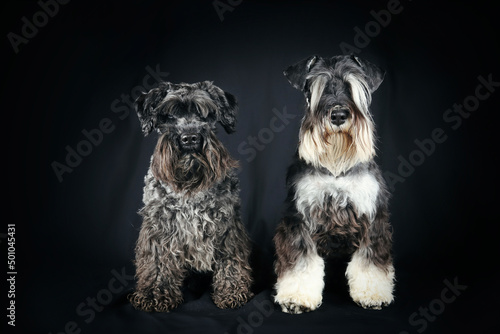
129 81 253 312
274 55 394 313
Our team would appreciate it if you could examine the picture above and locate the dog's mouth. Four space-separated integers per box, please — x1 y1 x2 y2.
181 144 202 153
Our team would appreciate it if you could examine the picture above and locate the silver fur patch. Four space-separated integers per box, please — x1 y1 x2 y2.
142 168 232 272
294 169 380 228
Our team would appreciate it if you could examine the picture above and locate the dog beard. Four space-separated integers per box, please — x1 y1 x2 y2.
298 107 375 176
151 132 238 194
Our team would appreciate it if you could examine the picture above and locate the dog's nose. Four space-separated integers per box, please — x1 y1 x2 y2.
180 133 201 147
331 109 349 126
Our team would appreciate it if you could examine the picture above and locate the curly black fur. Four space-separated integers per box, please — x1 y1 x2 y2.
129 81 253 312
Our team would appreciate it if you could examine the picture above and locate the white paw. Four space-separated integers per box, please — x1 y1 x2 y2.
275 253 325 314
346 253 395 310
274 291 322 314
349 283 394 310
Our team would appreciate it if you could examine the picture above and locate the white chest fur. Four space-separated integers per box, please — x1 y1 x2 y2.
294 171 380 223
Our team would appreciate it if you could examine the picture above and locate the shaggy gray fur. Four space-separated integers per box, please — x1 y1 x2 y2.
129 81 253 312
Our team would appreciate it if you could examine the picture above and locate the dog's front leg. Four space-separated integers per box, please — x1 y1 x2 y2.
129 217 186 312
211 221 254 309
273 217 325 314
346 207 395 309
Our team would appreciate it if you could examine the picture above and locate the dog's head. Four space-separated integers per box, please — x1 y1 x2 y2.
284 55 385 176
135 81 238 194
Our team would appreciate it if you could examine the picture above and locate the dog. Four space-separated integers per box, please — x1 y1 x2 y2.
129 81 254 312
273 55 394 313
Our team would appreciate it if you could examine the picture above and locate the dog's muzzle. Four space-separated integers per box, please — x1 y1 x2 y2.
180 132 202 150
330 106 350 126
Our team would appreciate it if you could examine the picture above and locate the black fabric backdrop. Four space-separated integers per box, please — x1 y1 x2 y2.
3 0 499 333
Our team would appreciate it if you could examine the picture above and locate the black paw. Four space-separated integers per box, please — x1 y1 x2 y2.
213 290 254 309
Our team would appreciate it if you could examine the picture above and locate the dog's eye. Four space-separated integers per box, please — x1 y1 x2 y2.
159 114 175 123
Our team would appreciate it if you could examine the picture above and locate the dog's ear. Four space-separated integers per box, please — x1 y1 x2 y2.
135 82 172 136
283 55 320 91
351 55 385 93
200 81 238 134
217 90 238 134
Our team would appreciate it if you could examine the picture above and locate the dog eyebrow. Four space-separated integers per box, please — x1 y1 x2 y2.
344 73 372 116
158 94 182 114
191 97 217 118
309 75 328 113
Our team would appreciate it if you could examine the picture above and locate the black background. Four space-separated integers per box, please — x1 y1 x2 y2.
3 0 499 333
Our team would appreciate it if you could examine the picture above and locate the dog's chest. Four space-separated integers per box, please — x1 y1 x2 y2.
170 193 232 272
143 174 234 272
172 201 220 271
294 171 379 221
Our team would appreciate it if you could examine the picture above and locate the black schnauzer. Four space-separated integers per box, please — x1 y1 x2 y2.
129 81 253 312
